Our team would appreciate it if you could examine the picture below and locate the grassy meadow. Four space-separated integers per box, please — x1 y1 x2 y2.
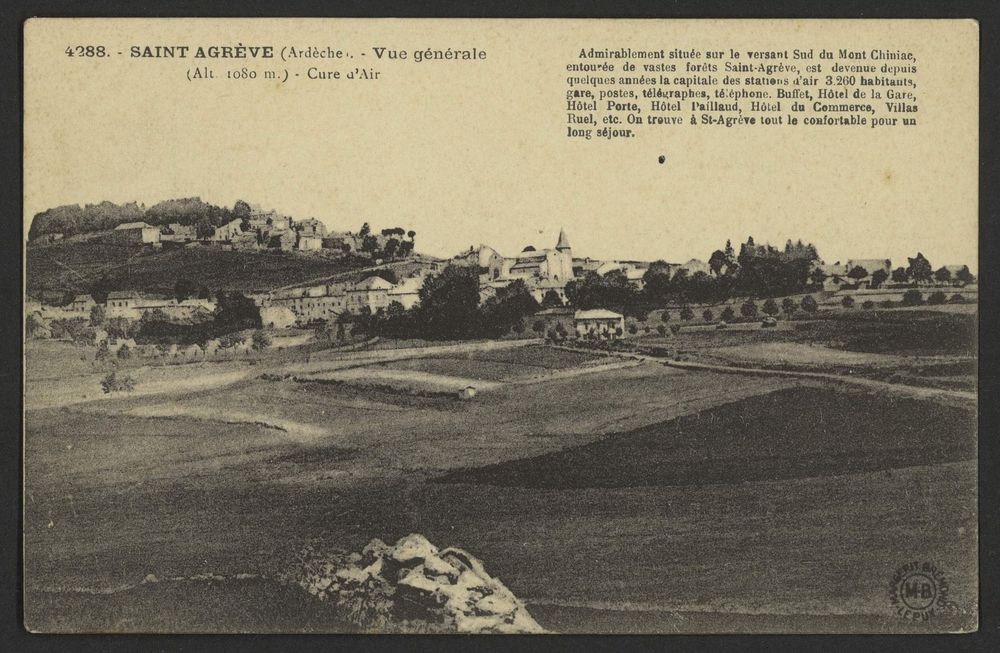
23 308 978 633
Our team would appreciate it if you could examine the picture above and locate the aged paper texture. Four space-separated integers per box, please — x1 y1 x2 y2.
23 18 977 634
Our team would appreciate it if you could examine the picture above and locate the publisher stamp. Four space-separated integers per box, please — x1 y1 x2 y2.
889 561 955 620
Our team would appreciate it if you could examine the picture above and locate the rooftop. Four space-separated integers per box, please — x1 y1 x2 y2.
107 290 142 300
575 309 624 320
351 276 395 291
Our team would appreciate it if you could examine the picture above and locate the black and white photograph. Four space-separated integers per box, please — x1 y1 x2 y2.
20 17 980 635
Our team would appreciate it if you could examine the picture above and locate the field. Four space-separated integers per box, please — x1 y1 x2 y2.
366 345 608 383
22 308 978 634
638 308 977 392
25 239 376 296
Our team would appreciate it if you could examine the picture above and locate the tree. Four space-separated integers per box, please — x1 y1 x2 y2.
532 319 546 335
116 343 131 360
358 222 371 238
215 291 262 331
906 253 933 283
195 218 216 239
106 317 134 339
847 266 868 282
862 300 875 309
89 304 106 326
627 323 638 334
702 308 714 322
541 290 563 308
680 306 694 321
902 289 924 306
809 268 827 287
781 297 796 314
870 268 889 288
656 324 667 336
762 298 779 316
568 270 634 312
415 265 483 340
233 200 252 219
94 339 111 363
801 295 818 313
740 300 758 318
934 267 952 284
89 275 114 305
949 293 966 304
361 234 380 256
100 371 135 394
480 279 541 338
721 306 735 322
641 260 673 306
174 278 198 302
841 295 855 308
708 250 728 276
955 266 975 285
891 267 909 283
252 329 271 350
660 310 670 322
383 238 400 260
927 291 947 305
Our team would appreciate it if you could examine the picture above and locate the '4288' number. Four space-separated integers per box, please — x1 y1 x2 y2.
65 45 108 57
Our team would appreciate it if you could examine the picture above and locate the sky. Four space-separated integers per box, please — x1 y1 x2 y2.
24 19 978 271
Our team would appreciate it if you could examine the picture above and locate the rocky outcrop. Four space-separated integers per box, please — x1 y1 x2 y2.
296 534 544 634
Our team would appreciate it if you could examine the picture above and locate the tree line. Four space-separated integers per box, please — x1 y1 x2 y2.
346 266 541 341
28 197 248 240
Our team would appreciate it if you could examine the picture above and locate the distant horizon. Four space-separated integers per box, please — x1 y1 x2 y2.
25 193 978 274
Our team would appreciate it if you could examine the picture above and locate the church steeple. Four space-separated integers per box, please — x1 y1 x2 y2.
556 227 571 251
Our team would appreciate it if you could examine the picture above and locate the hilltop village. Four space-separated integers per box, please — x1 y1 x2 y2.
26 199 978 356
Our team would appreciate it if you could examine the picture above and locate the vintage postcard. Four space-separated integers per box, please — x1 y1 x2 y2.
23 18 978 634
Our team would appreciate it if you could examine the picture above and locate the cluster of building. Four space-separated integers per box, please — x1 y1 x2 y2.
255 272 434 327
454 228 710 304
66 291 217 321
35 222 977 341
109 205 372 254
812 259 973 291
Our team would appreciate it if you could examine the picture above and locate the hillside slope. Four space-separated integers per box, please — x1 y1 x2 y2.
25 239 392 299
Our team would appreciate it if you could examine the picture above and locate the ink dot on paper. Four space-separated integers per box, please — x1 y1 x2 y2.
658 155 666 164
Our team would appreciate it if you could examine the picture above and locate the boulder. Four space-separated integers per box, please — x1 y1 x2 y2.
295 533 544 634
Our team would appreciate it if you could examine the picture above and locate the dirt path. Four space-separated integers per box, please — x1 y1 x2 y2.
657 358 976 403
281 338 541 375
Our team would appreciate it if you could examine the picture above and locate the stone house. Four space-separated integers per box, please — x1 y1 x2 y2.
112 222 160 244
345 276 394 314
70 294 96 314
574 309 625 339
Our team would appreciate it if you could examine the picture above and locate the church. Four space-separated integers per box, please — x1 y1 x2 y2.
506 228 574 285
458 229 575 304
